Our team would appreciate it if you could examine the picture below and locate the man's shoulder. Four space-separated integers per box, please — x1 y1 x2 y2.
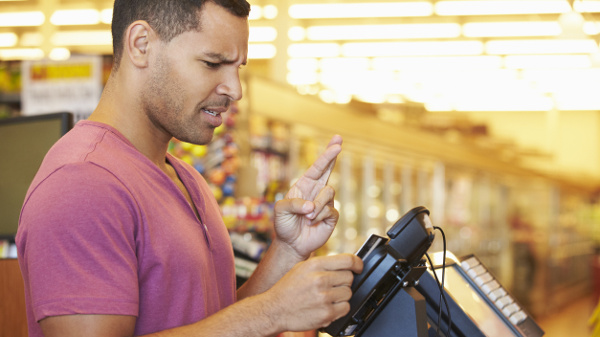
41 121 151 181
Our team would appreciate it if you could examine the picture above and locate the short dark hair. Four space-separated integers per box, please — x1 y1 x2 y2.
111 0 251 70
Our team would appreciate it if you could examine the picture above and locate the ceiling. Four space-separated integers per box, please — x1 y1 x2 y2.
0 0 600 111
2 0 600 113
2 0 600 183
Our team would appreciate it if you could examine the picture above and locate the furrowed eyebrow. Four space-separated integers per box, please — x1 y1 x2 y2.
203 52 247 66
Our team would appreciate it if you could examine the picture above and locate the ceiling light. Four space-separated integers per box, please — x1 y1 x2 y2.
319 70 397 96
0 11 44 27
20 32 43 46
51 9 100 25
52 31 112 46
372 56 503 70
306 23 461 41
49 48 71 61
262 5 278 19
320 57 370 72
342 41 484 57
249 5 262 20
289 2 433 19
248 44 276 59
573 0 600 12
486 39 599 55
583 21 600 34
0 48 43 60
249 27 277 42
504 55 592 69
287 58 319 72
463 22 562 37
288 43 340 58
288 27 306 41
100 9 113 24
0 33 18 47
554 89 600 110
522 68 600 94
436 0 571 16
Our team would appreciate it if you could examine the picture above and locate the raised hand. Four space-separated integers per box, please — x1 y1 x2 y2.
273 135 342 259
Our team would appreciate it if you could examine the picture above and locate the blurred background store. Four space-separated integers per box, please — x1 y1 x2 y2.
1 0 600 336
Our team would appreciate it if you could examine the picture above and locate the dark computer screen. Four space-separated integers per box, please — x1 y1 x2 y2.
0 112 73 238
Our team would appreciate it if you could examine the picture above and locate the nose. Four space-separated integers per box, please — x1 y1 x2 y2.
216 69 243 101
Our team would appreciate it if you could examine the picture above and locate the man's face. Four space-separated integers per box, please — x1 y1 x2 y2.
142 2 249 145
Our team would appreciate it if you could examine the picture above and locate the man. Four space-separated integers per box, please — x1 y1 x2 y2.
16 0 362 336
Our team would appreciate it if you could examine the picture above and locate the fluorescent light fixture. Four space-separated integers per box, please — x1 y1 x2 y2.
0 33 18 47
288 27 306 41
320 57 370 72
583 21 600 35
342 41 484 57
554 89 600 110
289 2 433 19
463 22 562 37
0 11 44 27
249 27 277 42
574 0 600 12
436 0 571 16
522 68 600 93
0 48 43 60
49 48 71 61
51 9 100 25
486 39 599 54
262 5 278 19
20 32 43 46
288 43 340 58
372 56 503 70
306 23 461 40
52 30 112 46
504 55 593 69
100 9 113 24
249 5 262 20
319 70 397 95
248 43 276 59
287 58 319 72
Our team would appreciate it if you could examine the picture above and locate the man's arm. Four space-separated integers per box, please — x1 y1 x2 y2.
40 254 362 337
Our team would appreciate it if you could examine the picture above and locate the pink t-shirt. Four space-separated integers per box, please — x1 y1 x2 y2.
16 121 236 336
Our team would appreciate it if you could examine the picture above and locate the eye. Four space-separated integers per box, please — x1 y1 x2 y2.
203 61 220 69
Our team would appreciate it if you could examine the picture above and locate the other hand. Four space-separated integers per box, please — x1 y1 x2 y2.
274 135 342 259
264 254 363 332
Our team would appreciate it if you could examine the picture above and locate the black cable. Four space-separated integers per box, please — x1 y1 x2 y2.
433 226 451 337
425 226 452 337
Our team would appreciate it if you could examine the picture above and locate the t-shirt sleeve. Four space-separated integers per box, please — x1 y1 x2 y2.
17 162 140 322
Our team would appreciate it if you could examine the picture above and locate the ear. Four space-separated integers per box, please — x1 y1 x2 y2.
125 20 153 68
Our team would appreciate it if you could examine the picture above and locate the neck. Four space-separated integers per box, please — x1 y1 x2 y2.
89 71 172 169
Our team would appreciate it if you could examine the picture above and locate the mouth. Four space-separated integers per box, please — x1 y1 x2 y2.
202 108 220 117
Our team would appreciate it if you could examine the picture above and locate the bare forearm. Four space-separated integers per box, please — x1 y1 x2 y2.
237 239 304 300
141 293 280 337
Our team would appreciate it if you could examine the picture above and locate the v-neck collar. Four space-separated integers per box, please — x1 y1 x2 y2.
165 153 206 222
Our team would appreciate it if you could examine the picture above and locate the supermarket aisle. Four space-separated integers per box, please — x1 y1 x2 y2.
537 295 596 337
